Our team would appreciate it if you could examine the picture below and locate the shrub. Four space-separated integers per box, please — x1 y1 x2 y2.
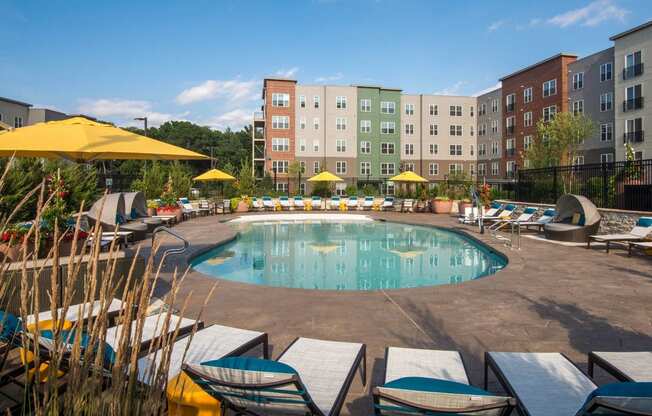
361 184 378 196
311 181 330 198
168 161 193 199
132 161 167 199
344 185 357 197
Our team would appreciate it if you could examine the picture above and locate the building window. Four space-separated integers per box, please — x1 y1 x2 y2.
403 162 415 172
299 182 306 194
336 139 346 153
506 138 515 156
313 118 319 130
478 143 487 156
428 163 439 176
600 62 612 82
478 123 486 136
336 117 347 131
298 161 306 174
429 124 438 136
272 116 289 129
470 106 474 117
573 156 584 166
299 95 306 108
404 143 414 155
360 120 371 133
491 141 500 156
449 163 463 174
469 145 474 156
271 160 289 173
313 161 320 173
313 140 319 152
524 111 533 127
429 104 438 115
300 118 306 129
479 103 487 116
543 105 556 122
506 161 516 175
506 116 515 132
491 98 498 112
381 143 395 154
523 87 533 103
543 79 557 97
299 139 306 152
14 117 23 128
405 103 414 115
600 92 613 112
491 162 499 176
572 72 584 90
506 93 516 111
524 135 533 150
478 163 486 176
449 105 462 116
336 161 347 174
404 123 414 135
429 144 438 155
449 125 462 136
381 163 396 175
625 84 643 111
360 141 371 154
491 119 498 133
381 121 395 134
624 51 642 79
313 95 320 108
275 183 289 193
360 161 371 175
449 144 462 156
271 93 289 107
600 153 614 163
572 100 584 116
360 99 371 112
600 123 613 142
380 101 396 114
336 96 347 109
625 118 643 142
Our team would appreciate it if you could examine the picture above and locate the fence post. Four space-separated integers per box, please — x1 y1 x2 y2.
552 166 558 203
601 162 608 208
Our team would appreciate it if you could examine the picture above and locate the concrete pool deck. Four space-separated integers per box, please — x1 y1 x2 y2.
142 212 652 415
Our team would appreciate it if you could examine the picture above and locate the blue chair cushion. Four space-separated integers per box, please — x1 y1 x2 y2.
523 207 538 214
490 202 501 209
179 198 190 204
576 382 652 415
637 217 652 227
40 329 116 366
382 377 493 396
0 311 22 342
579 214 586 226
200 357 298 375
543 209 556 217
504 204 516 211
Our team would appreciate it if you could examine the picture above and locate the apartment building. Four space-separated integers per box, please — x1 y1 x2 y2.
0 96 31 128
475 87 503 181
500 53 577 174
611 21 651 161
568 48 616 164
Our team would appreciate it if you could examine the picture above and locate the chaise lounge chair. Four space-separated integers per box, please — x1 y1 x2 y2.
382 197 395 211
123 191 164 231
373 347 515 415
482 202 503 218
589 351 652 382
482 204 516 223
182 337 366 416
485 351 652 416
401 199 414 213
294 196 305 210
329 196 341 210
311 196 323 210
262 196 274 211
508 208 556 232
544 194 601 243
87 193 149 241
279 196 291 210
587 217 652 252
489 207 538 231
251 197 264 211
347 196 359 210
363 196 375 210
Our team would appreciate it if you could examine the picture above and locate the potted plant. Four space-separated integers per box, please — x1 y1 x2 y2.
236 196 251 212
433 196 453 214
147 200 159 217
458 198 472 214
158 178 183 222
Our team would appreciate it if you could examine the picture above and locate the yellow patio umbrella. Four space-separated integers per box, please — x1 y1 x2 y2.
389 171 428 183
307 171 343 182
0 116 208 161
193 168 236 181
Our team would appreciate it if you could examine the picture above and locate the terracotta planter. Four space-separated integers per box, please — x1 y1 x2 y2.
433 199 453 214
236 201 249 212
458 201 472 214
147 207 157 216
158 206 182 222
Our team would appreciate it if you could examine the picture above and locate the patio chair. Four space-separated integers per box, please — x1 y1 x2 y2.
87 193 148 241
294 196 305 210
182 337 366 416
482 202 503 218
401 199 414 213
197 199 212 216
347 196 359 210
251 197 264 211
485 351 652 416
373 347 515 415
363 196 375 210
279 196 291 210
544 194 601 243
489 206 538 231
25 298 126 329
262 196 274 211
178 198 199 220
382 197 395 211
311 196 323 210
509 208 556 232
588 217 652 252
329 196 341 210
221 199 232 214
482 204 516 223
588 351 652 382
628 241 652 256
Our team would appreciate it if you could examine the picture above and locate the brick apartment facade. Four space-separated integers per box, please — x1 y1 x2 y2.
263 78 297 179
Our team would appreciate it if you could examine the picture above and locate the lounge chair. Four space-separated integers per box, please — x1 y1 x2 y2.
382 197 395 211
483 202 503 218
347 196 359 210
311 196 323 210
221 199 232 214
262 196 274 211
179 198 199 220
183 337 366 416
628 241 652 256
251 197 264 211
482 204 516 223
544 194 601 243
137 324 269 384
294 196 305 210
26 298 126 328
363 196 375 210
329 196 341 210
588 217 652 252
373 347 515 415
485 351 652 416
489 206 538 231
401 199 414 213
458 207 479 224
279 196 291 210
509 208 556 231
589 351 652 382
197 199 212 216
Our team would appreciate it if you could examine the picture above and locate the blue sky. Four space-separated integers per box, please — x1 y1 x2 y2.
2 0 649 130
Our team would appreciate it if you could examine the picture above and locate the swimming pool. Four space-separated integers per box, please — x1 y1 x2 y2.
191 219 507 291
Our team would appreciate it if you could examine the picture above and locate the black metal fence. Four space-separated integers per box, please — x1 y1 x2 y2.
516 159 652 211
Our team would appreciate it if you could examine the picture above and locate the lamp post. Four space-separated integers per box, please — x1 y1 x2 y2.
134 117 148 136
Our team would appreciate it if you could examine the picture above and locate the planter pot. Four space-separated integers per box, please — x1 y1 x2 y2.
158 206 183 222
458 201 472 214
433 199 453 214
236 201 249 212
147 207 157 217
57 239 88 258
0 243 20 262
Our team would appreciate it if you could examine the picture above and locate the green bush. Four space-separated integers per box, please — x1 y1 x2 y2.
168 161 193 199
345 185 357 197
311 181 331 198
361 184 378 196
132 161 168 199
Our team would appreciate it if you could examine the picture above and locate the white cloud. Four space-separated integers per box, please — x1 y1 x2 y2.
488 20 505 32
472 82 502 97
314 72 344 83
274 67 299 78
203 109 253 130
434 81 469 96
546 0 628 28
77 98 175 127
175 79 257 105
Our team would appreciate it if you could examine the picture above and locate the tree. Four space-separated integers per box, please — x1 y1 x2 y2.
288 161 304 195
235 159 256 196
525 111 596 168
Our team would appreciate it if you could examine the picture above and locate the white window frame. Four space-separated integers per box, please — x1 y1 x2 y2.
600 123 613 142
271 93 290 107
405 103 414 115
336 96 347 109
380 163 396 176
600 92 613 112
335 161 347 174
336 117 347 131
360 99 371 112
600 153 614 163
271 116 289 129
380 101 396 114
543 79 557 97
449 144 462 156
543 105 557 122
336 139 346 153
572 72 584 90
299 139 306 152
299 95 306 108
381 121 395 134
523 135 533 150
360 161 371 176
360 141 371 154
313 161 320 173
381 142 395 154
572 100 584 116
524 111 533 127
299 117 306 129
449 163 463 174
523 87 533 103
428 163 439 176
429 124 438 136
404 143 414 155
313 95 320 108
429 143 438 155
404 123 414 135
271 160 289 173
429 104 438 116
600 62 612 82
313 140 319 152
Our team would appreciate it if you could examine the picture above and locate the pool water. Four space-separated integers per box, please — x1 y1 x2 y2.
191 221 507 291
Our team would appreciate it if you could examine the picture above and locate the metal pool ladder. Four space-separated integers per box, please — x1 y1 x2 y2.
152 226 190 265
490 222 521 250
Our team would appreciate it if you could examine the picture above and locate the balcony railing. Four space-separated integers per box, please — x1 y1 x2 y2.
624 131 644 143
623 97 644 112
254 111 264 121
623 63 644 80
506 103 515 112
506 126 515 135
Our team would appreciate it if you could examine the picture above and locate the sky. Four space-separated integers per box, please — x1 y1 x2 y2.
2 0 650 130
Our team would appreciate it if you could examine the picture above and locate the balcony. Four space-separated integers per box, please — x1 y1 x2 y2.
254 111 264 121
624 131 644 143
506 125 515 135
623 97 644 112
506 148 516 156
254 126 264 139
506 103 515 112
623 63 644 80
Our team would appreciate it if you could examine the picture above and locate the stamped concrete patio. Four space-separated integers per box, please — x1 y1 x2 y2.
141 212 652 415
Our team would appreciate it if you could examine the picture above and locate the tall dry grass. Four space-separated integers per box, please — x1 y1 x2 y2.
0 158 213 415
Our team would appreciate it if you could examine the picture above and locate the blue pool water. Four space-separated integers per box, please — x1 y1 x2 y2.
191 220 507 291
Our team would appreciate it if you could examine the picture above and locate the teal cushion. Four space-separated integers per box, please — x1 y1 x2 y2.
579 214 586 226
130 208 139 219
179 198 189 204
523 207 538 214
0 311 22 341
40 329 116 366
200 357 298 375
504 204 516 211
490 202 501 209
637 217 652 227
543 209 556 217
576 382 652 415
116 213 125 225
383 377 493 396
